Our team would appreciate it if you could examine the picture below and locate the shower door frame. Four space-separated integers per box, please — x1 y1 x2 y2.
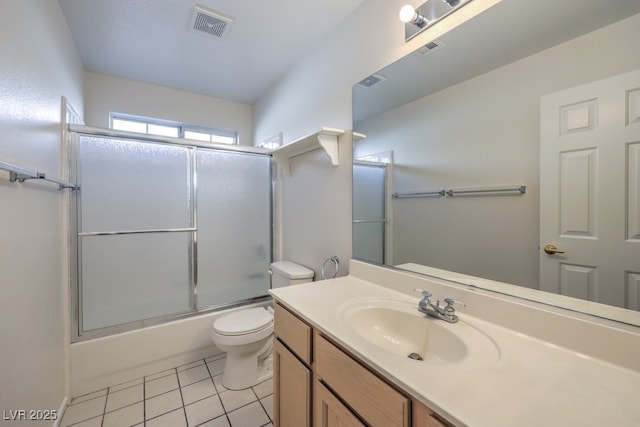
68 125 274 342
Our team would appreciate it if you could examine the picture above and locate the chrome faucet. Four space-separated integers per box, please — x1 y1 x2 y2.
414 289 465 323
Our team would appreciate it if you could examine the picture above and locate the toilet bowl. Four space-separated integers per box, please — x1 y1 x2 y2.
210 307 274 390
210 261 314 390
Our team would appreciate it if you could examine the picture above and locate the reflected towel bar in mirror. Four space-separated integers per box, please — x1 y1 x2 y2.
446 186 526 196
392 190 446 199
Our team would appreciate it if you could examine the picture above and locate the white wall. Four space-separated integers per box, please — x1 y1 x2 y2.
0 0 84 423
254 0 500 276
84 72 254 146
253 0 501 146
278 134 353 278
354 14 640 288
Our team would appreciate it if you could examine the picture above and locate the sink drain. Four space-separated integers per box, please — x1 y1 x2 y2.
407 352 423 361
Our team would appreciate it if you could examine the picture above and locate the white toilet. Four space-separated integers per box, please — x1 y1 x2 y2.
210 261 314 390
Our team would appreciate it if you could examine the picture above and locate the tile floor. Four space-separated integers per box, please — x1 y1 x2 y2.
60 354 273 427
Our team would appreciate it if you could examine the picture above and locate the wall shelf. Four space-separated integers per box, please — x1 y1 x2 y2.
272 127 345 175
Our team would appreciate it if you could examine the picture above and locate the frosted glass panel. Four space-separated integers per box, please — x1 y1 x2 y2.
196 150 271 308
353 163 386 263
354 222 385 264
353 164 386 221
78 136 192 232
81 232 192 331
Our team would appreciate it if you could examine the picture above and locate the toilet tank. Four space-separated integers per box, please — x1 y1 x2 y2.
270 261 314 288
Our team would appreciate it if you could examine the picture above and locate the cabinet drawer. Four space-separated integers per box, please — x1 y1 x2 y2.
315 332 410 427
274 303 312 364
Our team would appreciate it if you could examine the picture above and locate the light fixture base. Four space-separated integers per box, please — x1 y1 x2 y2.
402 0 473 42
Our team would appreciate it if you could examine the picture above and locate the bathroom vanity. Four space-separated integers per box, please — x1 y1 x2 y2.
273 301 448 426
270 260 640 427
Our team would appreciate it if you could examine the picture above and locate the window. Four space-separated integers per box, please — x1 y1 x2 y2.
110 113 238 145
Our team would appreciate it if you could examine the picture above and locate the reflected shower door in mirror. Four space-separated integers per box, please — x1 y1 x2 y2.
352 0 640 326
353 160 389 264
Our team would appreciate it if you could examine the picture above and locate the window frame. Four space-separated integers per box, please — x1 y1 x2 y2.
110 113 239 145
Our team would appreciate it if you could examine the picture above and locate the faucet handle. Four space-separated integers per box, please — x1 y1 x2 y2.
443 298 466 314
443 297 465 306
413 288 432 298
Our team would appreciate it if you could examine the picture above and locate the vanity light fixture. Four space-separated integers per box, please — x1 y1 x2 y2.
400 0 473 42
399 5 429 28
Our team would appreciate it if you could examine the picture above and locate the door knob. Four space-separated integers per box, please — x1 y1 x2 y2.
544 244 565 255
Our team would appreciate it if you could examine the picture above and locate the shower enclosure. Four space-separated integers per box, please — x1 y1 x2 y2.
69 126 272 341
352 161 388 264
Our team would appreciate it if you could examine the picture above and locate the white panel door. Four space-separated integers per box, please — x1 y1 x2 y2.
540 69 640 309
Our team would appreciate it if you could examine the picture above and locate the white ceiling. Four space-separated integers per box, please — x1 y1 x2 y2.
58 0 367 104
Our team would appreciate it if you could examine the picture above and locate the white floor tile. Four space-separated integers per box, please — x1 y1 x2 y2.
177 359 205 372
197 415 231 427
227 401 270 427
145 368 176 382
146 408 188 427
146 372 179 398
105 383 143 412
205 353 225 363
145 389 183 420
103 402 143 427
219 388 257 412
252 378 273 399
61 396 106 426
64 356 269 427
212 374 228 393
178 364 210 387
182 377 217 405
260 394 273 421
62 415 102 427
185 395 225 426
206 357 226 376
110 377 143 393
69 389 107 405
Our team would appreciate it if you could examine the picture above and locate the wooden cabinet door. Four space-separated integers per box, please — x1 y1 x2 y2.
274 338 311 427
314 381 365 427
412 399 452 427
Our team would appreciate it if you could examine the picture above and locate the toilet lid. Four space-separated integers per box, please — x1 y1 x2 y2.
213 308 273 336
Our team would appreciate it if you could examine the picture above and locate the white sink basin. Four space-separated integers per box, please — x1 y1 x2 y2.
338 298 499 365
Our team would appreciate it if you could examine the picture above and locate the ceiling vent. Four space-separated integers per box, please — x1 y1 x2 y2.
191 4 234 39
415 39 446 56
358 73 387 88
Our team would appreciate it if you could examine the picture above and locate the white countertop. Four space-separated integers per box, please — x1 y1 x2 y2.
270 276 640 427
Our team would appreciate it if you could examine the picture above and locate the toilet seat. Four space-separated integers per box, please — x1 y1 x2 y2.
213 307 273 336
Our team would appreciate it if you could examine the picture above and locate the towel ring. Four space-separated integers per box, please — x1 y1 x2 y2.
321 256 340 280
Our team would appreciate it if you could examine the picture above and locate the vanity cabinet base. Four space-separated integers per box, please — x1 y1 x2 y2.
273 302 452 427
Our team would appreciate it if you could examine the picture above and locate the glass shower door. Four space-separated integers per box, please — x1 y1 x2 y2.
77 136 195 332
196 150 272 308
353 163 387 264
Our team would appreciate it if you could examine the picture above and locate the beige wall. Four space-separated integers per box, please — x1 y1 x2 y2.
84 72 254 146
0 0 84 422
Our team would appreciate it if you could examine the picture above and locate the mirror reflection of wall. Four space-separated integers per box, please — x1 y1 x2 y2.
353 8 640 320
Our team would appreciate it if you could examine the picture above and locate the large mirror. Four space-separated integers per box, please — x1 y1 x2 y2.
353 0 640 326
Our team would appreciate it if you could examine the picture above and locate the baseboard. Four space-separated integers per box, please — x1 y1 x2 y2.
52 395 68 427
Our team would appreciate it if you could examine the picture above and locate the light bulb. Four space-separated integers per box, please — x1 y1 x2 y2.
399 5 416 23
